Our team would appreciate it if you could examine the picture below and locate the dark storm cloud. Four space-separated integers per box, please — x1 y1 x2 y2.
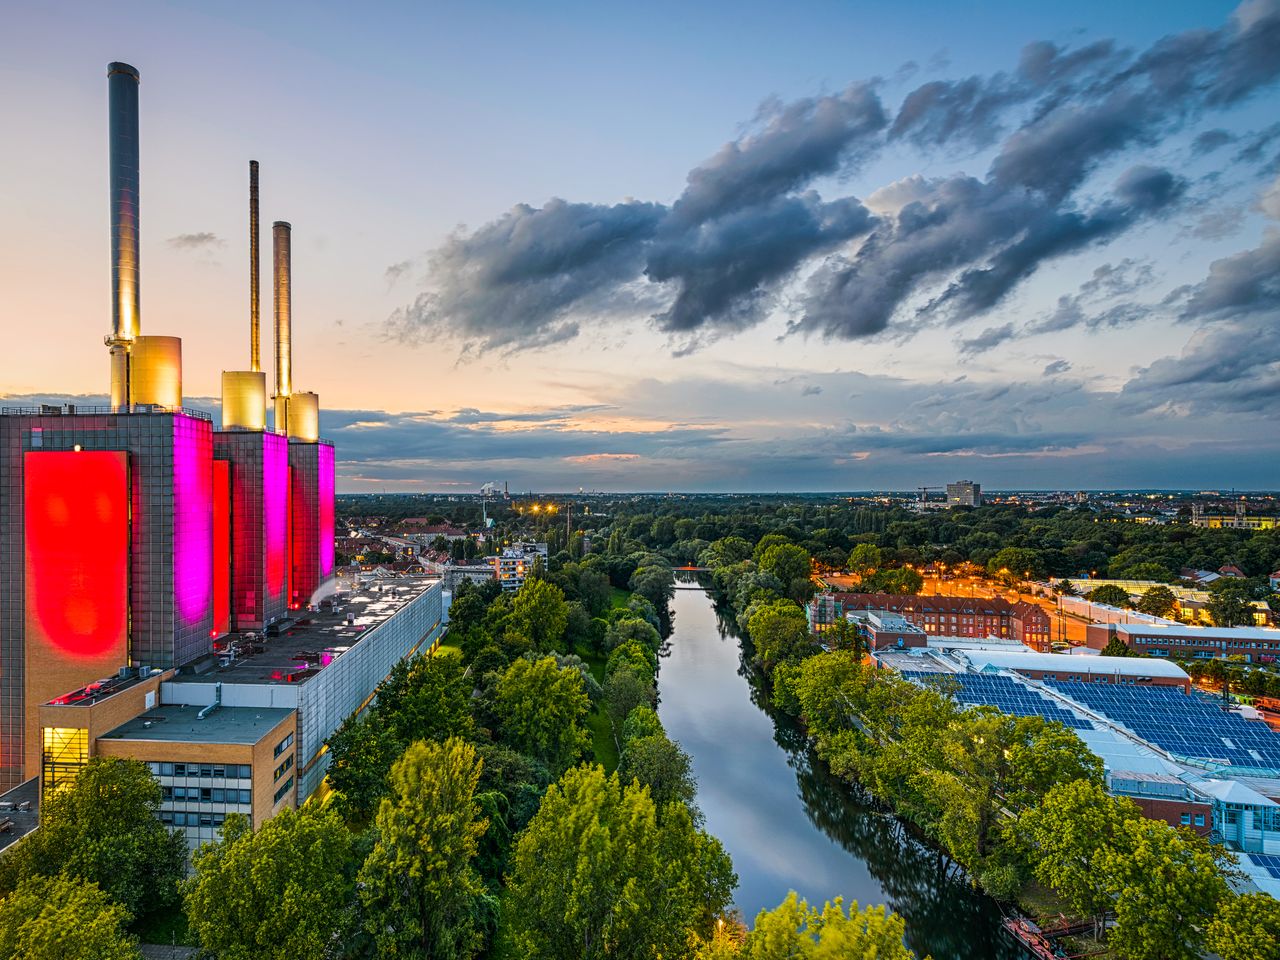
390 1 1280 353
958 323 1014 355
167 232 223 250
1179 230 1280 319
1043 359 1072 376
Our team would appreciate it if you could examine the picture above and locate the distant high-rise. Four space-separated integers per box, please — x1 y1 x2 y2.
946 480 982 507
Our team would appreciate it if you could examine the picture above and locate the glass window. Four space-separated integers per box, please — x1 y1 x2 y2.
211 788 225 803
238 789 251 804
212 766 225 778
1180 814 1191 826
1194 814 1205 827
239 765 252 779
160 762 174 776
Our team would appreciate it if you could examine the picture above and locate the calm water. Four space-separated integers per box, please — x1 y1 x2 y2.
658 585 1019 960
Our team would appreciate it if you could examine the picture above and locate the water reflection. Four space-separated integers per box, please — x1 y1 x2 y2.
660 584 1018 960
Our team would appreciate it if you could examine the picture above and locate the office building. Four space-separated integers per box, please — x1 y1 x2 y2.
946 480 982 507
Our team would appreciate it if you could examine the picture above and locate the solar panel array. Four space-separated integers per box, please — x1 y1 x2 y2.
1045 680 1280 770
902 672 1094 729
1250 854 1280 880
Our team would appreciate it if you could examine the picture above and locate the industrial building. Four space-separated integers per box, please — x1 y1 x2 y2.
1086 622 1280 663
874 644 1280 898
0 61 434 852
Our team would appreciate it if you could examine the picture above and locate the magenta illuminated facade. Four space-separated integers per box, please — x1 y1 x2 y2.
288 440 336 609
213 431 290 631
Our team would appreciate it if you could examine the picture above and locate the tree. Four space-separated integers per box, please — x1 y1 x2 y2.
0 757 184 924
758 544 813 602
746 600 815 671
847 543 883 575
603 616 661 653
621 705 665 744
1208 591 1254 628
325 714 402 824
1014 780 1143 934
604 667 655 744
381 652 476 745
1086 584 1132 608
0 874 140 960
987 547 1042 582
185 807 354 960
728 891 917 959
1101 635 1137 658
1136 585 1178 618
502 765 735 959
617 734 698 813
1205 892 1280 960
508 578 570 652
495 656 591 775
358 739 490 960
1099 817 1229 960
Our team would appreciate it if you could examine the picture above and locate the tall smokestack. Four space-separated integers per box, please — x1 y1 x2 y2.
249 161 260 372
273 221 292 433
106 61 141 410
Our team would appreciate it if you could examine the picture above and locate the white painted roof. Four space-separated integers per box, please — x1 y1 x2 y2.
960 649 1190 680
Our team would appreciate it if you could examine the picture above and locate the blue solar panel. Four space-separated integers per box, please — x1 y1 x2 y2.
1045 680 1280 770
1250 854 1280 880
902 672 1094 729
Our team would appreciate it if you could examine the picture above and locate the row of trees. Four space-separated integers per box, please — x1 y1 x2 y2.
691 529 1280 960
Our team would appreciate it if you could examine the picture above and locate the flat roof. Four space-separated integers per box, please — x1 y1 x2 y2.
961 649 1190 680
45 671 154 707
175 576 437 686
100 705 295 745
0 779 39 852
1112 623 1280 640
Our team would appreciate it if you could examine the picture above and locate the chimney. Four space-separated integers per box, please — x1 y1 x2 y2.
249 161 260 373
273 220 292 434
106 62 141 410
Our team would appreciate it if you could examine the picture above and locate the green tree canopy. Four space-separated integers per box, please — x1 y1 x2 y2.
0 757 184 924
1099 817 1230 960
508 578 570 652
603 616 661 653
0 873 140 960
1014 780 1143 930
185 807 354 960
1136 585 1178 618
617 734 699 814
1208 591 1255 628
358 738 490 960
1086 584 1132 608
495 656 591 775
715 891 917 959
758 544 813 602
746 600 815 671
503 765 735 959
1206 892 1280 960
847 543 883 574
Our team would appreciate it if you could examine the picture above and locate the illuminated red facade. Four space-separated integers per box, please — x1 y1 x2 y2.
288 440 336 609
212 459 230 637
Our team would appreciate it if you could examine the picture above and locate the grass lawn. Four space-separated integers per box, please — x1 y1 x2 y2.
588 706 619 773
434 643 463 658
609 587 631 610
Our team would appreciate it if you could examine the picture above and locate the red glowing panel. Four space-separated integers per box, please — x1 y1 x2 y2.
264 435 289 606
24 451 128 659
212 459 230 636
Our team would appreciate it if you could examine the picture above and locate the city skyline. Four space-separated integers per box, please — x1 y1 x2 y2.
2 1 1278 492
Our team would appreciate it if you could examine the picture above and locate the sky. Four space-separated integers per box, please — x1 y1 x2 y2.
1 0 1278 492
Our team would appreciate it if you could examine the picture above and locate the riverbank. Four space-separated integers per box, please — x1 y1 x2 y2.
657 584 1015 960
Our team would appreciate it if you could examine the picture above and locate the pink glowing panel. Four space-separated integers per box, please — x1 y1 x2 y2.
318 444 335 578
212 459 230 637
263 433 289 606
173 417 213 627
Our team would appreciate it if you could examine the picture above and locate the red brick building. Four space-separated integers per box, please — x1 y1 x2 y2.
833 593 1053 650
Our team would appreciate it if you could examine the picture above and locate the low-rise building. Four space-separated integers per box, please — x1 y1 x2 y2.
1086 622 1280 663
832 592 1052 650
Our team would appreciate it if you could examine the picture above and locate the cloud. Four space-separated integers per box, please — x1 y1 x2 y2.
1193 128 1235 154
385 260 413 286
1043 359 1072 375
959 323 1014 355
167 232 223 251
801 384 823 396
386 1 1280 356
1180 229 1280 319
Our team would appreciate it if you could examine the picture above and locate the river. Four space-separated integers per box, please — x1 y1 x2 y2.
657 584 1020 960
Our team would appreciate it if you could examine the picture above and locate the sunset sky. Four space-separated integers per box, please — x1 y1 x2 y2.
2 1 1278 491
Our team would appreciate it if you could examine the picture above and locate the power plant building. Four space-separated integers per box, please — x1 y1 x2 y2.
0 61 441 855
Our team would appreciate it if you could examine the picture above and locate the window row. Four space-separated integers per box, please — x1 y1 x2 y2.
274 776 294 804
274 754 293 783
160 811 229 828
162 786 251 804
148 761 251 779
274 733 294 758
